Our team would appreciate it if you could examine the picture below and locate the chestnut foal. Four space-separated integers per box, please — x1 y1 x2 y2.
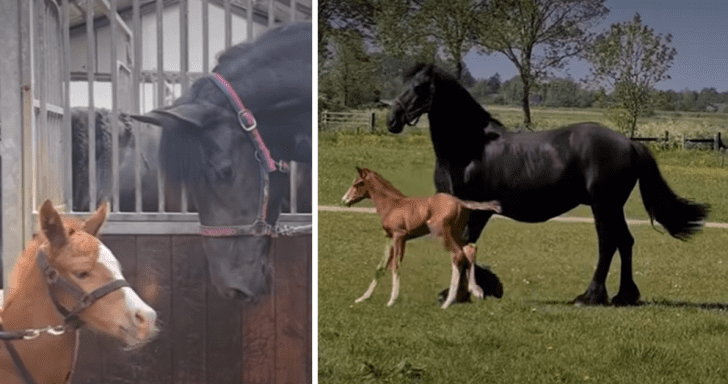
342 167 500 309
0 201 158 384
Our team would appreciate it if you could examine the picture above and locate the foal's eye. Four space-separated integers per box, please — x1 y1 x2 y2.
75 271 90 279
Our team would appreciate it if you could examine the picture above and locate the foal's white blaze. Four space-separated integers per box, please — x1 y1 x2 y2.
341 178 357 204
98 244 157 330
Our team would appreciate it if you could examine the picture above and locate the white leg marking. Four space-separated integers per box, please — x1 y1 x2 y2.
468 263 484 299
387 270 399 307
356 279 378 303
442 263 460 309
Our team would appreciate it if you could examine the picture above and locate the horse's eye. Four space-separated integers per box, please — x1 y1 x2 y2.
75 271 90 279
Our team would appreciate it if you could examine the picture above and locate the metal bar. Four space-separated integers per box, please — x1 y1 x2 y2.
0 0 26 294
224 0 232 48
179 0 189 213
38 0 48 206
97 0 133 38
86 0 97 211
202 0 209 73
110 0 120 212
133 0 142 213
156 0 165 212
289 161 298 213
291 0 296 21
268 0 274 27
62 0 73 210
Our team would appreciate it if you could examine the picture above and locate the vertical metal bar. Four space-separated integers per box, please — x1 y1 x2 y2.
62 0 72 210
38 0 48 206
1 0 27 293
289 161 298 213
156 0 165 212
133 0 142 212
224 0 231 48
291 0 296 22
110 0 120 212
202 0 209 73
86 0 96 211
179 0 189 213
247 0 253 41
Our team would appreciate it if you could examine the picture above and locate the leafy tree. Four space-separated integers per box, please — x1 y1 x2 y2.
585 13 677 137
418 0 486 80
478 0 608 128
322 31 379 109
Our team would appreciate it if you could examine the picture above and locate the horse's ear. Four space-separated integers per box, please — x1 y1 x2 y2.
356 167 368 177
82 202 109 237
130 103 225 129
39 200 67 251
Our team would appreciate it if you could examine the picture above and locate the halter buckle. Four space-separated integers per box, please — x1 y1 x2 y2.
251 219 273 237
238 110 257 132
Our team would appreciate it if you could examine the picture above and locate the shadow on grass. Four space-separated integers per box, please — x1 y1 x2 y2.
528 299 728 311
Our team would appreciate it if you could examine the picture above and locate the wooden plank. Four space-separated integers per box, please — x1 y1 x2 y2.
171 235 208 383
274 236 311 384
242 242 276 384
206 251 243 383
134 235 174 384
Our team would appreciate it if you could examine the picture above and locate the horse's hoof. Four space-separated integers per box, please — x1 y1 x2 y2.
572 293 608 306
611 293 641 306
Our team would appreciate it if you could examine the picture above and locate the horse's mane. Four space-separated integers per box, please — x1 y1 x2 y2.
365 169 405 198
3 217 86 311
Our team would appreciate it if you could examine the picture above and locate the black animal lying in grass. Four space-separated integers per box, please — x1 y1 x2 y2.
438 263 503 305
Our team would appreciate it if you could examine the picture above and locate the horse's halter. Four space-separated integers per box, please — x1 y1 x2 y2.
394 83 433 126
0 249 130 384
198 73 310 238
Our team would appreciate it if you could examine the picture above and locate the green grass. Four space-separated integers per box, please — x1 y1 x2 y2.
319 212 728 384
319 114 728 383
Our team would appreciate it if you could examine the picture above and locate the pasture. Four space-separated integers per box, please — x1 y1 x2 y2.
318 122 728 383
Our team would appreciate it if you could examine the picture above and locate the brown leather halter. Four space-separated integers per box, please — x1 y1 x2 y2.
0 249 130 384
199 73 311 238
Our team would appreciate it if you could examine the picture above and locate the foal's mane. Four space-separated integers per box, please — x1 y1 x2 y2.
364 169 405 198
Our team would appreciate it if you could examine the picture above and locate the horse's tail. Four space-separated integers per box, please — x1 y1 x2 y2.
459 199 501 213
634 143 709 240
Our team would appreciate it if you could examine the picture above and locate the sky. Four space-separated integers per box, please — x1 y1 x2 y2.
463 0 728 92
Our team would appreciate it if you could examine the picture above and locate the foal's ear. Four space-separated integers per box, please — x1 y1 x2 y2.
39 200 67 251
82 202 109 237
356 166 365 176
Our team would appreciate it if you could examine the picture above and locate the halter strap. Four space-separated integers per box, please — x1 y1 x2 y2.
209 72 289 174
1 323 40 384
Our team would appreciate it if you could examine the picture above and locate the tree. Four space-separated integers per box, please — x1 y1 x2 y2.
585 13 677 137
478 0 608 128
418 0 485 80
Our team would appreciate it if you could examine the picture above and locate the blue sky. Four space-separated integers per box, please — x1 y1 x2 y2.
464 0 728 92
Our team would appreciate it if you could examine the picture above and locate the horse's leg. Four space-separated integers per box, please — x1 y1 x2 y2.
575 205 622 305
610 214 639 306
463 244 484 299
355 240 393 303
387 234 406 307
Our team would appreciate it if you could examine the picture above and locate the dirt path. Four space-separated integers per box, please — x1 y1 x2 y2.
319 205 728 229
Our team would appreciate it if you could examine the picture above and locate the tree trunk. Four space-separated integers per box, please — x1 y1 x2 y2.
521 77 532 129
456 60 463 83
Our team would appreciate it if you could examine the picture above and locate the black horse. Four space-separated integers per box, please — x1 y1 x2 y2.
131 23 312 301
388 63 709 306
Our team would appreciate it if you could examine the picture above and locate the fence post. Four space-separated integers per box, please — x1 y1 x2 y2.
681 133 685 150
322 110 327 131
371 112 375 132
715 132 721 152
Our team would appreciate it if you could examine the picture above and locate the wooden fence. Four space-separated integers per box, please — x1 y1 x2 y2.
320 110 376 132
632 131 726 151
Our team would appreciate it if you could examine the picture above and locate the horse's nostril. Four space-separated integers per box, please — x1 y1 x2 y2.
218 165 233 180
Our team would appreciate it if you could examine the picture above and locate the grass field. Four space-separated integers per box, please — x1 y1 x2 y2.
319 116 728 383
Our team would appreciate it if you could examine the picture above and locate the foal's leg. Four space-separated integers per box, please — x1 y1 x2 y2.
442 254 467 309
463 244 484 299
387 234 406 307
355 240 393 303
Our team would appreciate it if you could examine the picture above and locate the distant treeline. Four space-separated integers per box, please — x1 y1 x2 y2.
319 54 728 114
